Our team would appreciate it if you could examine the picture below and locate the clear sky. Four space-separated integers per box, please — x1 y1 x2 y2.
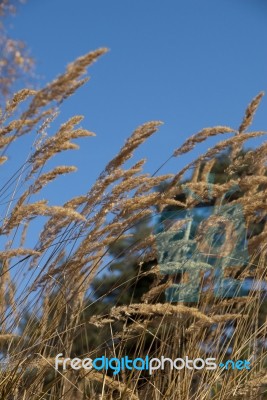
4 0 267 205
1 0 267 305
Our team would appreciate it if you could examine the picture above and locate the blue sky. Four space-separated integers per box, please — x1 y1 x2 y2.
4 0 267 205
1 0 267 308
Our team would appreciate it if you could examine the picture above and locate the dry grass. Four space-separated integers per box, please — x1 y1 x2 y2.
0 48 266 400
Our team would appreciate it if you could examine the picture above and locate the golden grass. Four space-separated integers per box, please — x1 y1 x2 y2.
0 48 266 399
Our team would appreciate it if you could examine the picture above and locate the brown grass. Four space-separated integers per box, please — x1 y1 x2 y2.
0 47 266 400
